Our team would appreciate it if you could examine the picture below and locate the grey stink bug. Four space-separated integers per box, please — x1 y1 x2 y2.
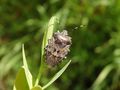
45 30 71 67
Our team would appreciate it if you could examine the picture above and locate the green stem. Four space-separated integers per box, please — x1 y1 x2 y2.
35 45 45 86
35 30 46 86
35 56 44 86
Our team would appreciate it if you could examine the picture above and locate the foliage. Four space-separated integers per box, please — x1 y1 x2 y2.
13 16 71 90
0 0 120 90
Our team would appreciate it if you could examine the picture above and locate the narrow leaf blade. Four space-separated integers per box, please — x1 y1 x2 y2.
44 15 59 46
42 15 59 55
91 64 113 90
42 60 71 90
22 44 28 69
21 45 33 88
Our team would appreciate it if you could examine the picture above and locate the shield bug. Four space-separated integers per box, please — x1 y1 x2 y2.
45 30 71 66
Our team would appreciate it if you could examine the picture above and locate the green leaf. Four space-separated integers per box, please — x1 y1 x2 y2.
31 86 43 90
13 66 30 90
42 60 71 90
22 44 29 70
22 44 33 88
45 15 59 46
13 45 33 90
35 15 59 86
42 15 59 54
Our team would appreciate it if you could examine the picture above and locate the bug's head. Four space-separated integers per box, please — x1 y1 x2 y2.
54 30 71 46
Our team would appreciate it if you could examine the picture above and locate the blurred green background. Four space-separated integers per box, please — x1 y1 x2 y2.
0 0 120 90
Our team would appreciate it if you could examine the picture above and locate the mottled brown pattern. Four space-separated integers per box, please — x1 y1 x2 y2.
45 30 71 66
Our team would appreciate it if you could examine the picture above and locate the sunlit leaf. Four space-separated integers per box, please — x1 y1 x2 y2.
42 15 59 54
42 60 71 90
13 45 33 90
13 66 30 90
35 15 59 86
22 44 33 88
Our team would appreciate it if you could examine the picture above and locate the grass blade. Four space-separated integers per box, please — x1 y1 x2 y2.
42 60 71 90
91 64 113 90
22 44 33 89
